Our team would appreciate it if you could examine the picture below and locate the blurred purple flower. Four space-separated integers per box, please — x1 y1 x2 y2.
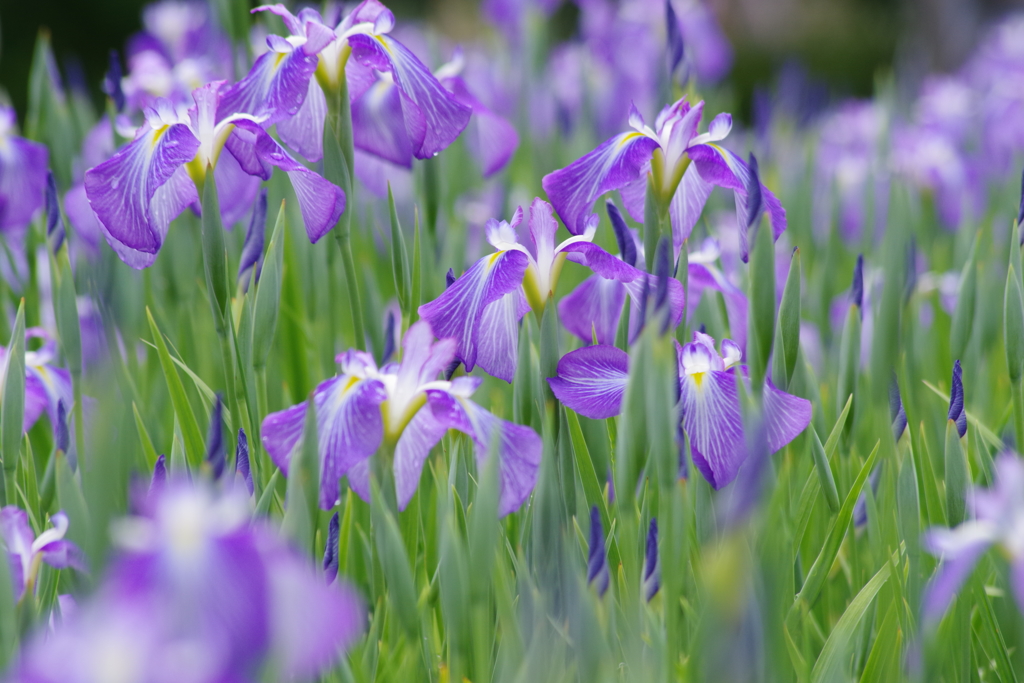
0 107 48 236
0 508 85 600
0 328 73 435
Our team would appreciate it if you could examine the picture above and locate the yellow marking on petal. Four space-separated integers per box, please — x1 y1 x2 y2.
374 35 393 55
692 372 705 389
487 251 503 267
150 125 170 148
617 131 645 147
340 375 361 395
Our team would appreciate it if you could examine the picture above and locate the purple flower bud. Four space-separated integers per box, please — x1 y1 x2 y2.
654 237 672 332
205 394 225 480
101 50 125 113
666 0 686 80
607 200 637 267
587 506 609 596
445 268 456 289
55 399 69 454
642 517 660 602
150 454 166 496
744 153 763 230
324 511 340 585
45 172 65 255
235 428 253 496
851 254 864 311
890 374 907 441
853 466 881 528
948 360 967 438
238 189 267 291
382 310 396 364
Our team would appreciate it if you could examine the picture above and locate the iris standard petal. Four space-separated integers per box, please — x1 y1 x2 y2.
418 250 530 376
85 121 200 262
348 34 472 160
559 275 627 346
542 131 660 235
547 345 629 419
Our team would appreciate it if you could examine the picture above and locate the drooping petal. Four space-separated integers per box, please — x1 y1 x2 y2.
351 79 414 168
669 164 714 264
547 345 629 419
0 135 48 234
475 288 531 383
418 250 530 378
542 131 660 234
679 363 745 489
36 539 87 573
217 44 319 126
559 275 626 346
84 120 200 267
347 34 472 160
922 525 993 623
393 404 452 511
425 391 541 515
261 370 388 509
277 78 327 162
762 377 812 452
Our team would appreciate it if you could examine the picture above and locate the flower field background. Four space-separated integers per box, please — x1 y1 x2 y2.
0 0 1022 681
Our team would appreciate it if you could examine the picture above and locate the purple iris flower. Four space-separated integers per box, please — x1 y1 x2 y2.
541 97 786 263
0 107 49 236
419 198 684 382
668 0 733 84
642 517 659 602
922 452 1024 623
547 331 811 489
243 2 471 167
13 480 364 683
0 508 85 600
261 320 541 514
0 328 74 434
84 81 344 268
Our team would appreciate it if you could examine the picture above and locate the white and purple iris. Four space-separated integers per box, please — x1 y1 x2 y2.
261 320 542 515
419 198 684 382
0 328 74 435
547 331 811 489
0 507 84 600
12 480 364 683
541 97 786 263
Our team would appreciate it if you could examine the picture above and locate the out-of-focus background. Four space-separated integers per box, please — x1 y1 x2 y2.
0 0 1018 119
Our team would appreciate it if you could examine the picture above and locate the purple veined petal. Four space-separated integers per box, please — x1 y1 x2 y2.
559 275 627 346
265 551 365 678
393 404 453 510
473 288 530 383
217 44 319 126
418 250 530 376
391 320 457 402
547 345 629 420
346 459 371 502
23 372 51 433
542 131 660 235
687 262 748 349
670 164 714 264
26 363 73 434
0 507 34 570
762 377 812 452
277 78 327 162
347 34 472 160
679 364 745 489
261 374 388 509
63 184 103 253
351 78 414 168
214 148 262 229
618 172 648 224
0 135 48 234
230 120 345 243
85 121 200 266
426 392 541 515
345 58 379 103
921 527 992 624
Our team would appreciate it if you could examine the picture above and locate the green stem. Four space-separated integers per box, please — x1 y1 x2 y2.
254 365 270 496
338 233 366 352
218 332 237 435
1012 380 1024 455
72 371 84 466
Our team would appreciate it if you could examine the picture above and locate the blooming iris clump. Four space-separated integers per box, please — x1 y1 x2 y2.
261 320 542 514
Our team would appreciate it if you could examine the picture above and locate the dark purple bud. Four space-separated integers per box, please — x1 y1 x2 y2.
445 268 456 289
1018 165 1024 230
382 310 397 364
607 200 638 268
102 50 125 113
744 154 763 230
642 517 660 601
235 428 253 496
150 454 167 495
654 236 672 328
55 399 69 454
238 189 268 290
444 360 461 381
606 466 615 504
851 254 864 311
205 394 225 479
853 466 882 527
324 511 340 584
666 0 685 78
587 506 609 596
889 374 907 441
948 360 966 438
45 172 65 255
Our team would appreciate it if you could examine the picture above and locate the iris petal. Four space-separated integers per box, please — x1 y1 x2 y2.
547 345 629 420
